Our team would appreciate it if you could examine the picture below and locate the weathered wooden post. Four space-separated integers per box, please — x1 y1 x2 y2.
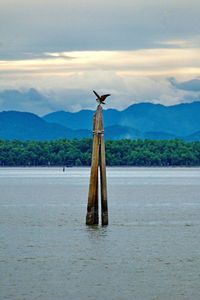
86 91 110 226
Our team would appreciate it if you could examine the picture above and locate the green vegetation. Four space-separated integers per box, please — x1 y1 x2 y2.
0 139 200 167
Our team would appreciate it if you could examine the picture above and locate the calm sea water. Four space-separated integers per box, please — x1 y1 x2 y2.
0 167 200 300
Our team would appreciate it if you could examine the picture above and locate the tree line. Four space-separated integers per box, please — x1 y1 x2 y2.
0 139 200 167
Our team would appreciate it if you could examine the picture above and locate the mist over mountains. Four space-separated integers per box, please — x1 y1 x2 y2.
0 101 200 141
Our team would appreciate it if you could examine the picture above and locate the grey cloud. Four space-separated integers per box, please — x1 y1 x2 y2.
0 88 104 115
169 77 200 92
182 94 200 103
0 75 199 115
1 0 200 59
0 88 59 115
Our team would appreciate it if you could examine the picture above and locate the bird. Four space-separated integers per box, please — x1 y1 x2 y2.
93 90 111 104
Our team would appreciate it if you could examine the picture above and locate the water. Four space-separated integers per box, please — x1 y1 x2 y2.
0 167 200 300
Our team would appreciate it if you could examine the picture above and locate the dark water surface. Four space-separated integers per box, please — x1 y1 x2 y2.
0 167 200 300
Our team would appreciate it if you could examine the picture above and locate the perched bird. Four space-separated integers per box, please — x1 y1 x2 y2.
93 90 111 104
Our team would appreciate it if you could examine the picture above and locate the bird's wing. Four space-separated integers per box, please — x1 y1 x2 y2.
101 94 111 101
93 90 101 100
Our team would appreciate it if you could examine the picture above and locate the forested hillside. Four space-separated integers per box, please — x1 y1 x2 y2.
0 139 200 167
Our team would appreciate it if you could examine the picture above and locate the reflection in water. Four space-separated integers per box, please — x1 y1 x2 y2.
86 225 109 240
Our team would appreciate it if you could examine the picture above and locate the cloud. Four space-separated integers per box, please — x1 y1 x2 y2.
1 48 200 79
169 77 200 92
44 52 76 60
1 0 200 59
0 88 59 115
157 37 200 49
1 0 200 112
0 75 193 115
1 48 200 113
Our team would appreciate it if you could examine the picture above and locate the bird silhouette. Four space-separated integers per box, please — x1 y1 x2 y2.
93 90 111 104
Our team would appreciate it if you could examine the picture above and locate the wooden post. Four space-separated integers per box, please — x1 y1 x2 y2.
86 105 108 225
100 132 108 225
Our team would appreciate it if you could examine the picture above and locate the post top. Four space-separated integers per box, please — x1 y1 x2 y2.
96 104 102 110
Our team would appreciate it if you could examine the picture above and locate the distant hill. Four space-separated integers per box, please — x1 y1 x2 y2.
0 111 90 140
105 125 141 140
0 110 181 141
185 131 200 141
117 101 200 136
43 108 120 130
143 131 177 140
1 101 200 140
43 101 200 137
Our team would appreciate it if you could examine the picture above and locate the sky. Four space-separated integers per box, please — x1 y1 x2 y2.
0 0 200 114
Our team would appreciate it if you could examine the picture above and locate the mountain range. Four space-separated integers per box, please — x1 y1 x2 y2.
1 101 200 140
